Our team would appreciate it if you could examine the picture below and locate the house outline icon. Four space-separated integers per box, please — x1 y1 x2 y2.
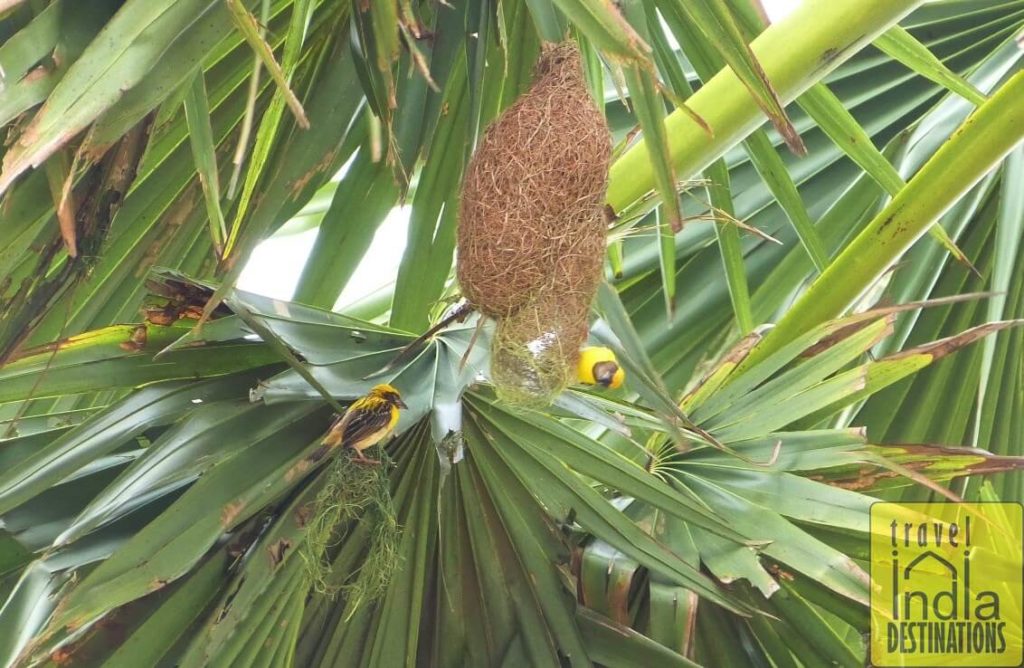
904 550 959 580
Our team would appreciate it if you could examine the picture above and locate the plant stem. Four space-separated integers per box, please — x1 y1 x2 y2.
606 0 922 212
738 69 1024 372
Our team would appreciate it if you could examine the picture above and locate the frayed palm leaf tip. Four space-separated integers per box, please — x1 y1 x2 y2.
301 455 401 614
456 41 610 406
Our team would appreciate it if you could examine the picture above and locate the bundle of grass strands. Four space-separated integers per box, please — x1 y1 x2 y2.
491 292 591 406
457 40 611 406
301 455 401 610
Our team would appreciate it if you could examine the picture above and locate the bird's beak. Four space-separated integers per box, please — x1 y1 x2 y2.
593 361 620 388
396 397 409 409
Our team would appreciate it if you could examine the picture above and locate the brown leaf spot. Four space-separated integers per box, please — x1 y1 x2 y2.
800 314 894 358
284 459 311 483
118 325 149 352
143 305 179 326
182 305 206 320
828 466 899 491
820 47 841 64
288 151 337 198
295 503 314 528
221 501 245 528
268 539 292 567
886 320 1023 362
23 65 50 83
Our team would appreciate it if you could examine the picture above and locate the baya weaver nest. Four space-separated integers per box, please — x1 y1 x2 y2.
456 41 611 405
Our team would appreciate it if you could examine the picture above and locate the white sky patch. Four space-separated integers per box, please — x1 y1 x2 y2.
762 0 802 22
238 205 410 306
336 206 409 308
239 226 318 300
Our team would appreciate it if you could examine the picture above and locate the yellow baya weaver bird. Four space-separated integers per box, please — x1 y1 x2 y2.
311 384 407 464
577 346 625 389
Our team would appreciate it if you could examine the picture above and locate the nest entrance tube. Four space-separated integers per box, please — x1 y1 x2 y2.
491 293 590 407
456 41 612 406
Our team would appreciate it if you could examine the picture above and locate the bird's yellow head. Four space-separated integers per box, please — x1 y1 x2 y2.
576 346 625 389
370 383 408 409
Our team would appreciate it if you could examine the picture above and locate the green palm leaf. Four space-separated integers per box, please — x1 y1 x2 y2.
1 1 1023 665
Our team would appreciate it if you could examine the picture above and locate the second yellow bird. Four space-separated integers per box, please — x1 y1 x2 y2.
577 346 625 389
311 383 407 464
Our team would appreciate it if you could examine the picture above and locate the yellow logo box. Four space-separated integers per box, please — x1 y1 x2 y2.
870 502 1023 667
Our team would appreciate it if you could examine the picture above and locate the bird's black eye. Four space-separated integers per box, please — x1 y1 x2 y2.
592 361 619 387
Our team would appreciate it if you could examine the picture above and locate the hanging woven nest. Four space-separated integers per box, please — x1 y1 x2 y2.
456 40 611 406
457 40 611 318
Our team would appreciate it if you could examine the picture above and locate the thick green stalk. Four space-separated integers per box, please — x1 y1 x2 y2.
739 70 1024 372
606 0 922 212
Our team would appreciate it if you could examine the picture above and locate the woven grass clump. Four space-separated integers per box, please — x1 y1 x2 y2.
301 455 401 614
490 292 591 407
457 40 611 318
456 40 611 406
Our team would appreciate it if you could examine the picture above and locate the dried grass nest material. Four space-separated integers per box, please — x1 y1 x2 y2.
490 293 591 407
456 40 612 319
456 40 611 407
301 455 400 608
